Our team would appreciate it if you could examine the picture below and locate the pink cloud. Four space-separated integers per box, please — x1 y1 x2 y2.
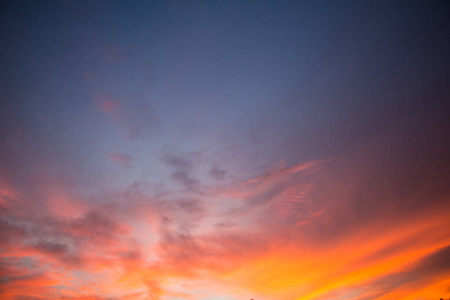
83 72 95 81
96 92 120 113
95 91 159 140
108 153 134 168
101 44 128 63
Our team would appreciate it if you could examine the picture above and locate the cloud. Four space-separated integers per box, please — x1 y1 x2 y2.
96 91 159 140
322 245 450 300
1 109 449 300
101 44 128 63
1 147 449 299
162 152 199 170
34 240 69 256
209 166 226 180
0 256 73 299
108 153 134 168
170 171 198 190
162 152 201 191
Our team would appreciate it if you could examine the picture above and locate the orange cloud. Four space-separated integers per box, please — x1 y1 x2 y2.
1 142 449 300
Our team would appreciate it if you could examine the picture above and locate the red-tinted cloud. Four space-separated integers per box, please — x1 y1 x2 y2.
1 124 449 300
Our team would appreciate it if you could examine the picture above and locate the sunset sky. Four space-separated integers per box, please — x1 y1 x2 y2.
1 1 450 299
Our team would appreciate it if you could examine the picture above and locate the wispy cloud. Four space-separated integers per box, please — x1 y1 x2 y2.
108 153 134 168
96 91 159 140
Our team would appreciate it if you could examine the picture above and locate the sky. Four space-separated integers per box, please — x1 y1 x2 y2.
0 1 450 299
